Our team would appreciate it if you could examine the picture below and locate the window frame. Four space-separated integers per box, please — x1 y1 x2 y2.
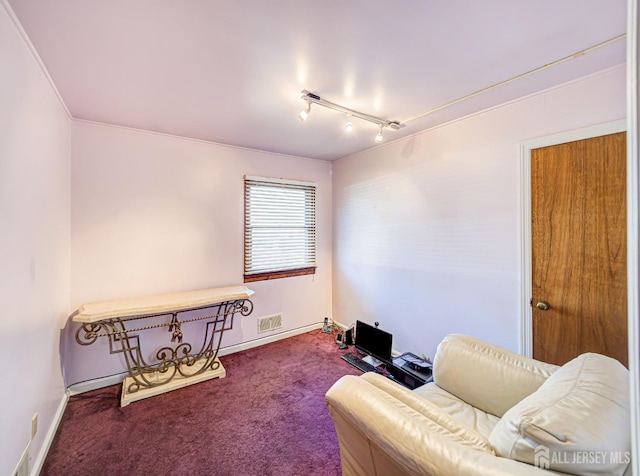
243 175 317 282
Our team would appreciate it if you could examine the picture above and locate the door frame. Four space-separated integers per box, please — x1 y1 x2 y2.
519 119 627 357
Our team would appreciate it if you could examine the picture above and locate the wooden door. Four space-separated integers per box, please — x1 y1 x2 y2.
531 132 627 367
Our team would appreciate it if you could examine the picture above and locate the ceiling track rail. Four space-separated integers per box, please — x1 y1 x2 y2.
400 34 626 125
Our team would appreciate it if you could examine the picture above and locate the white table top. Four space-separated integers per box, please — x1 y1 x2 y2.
73 285 255 323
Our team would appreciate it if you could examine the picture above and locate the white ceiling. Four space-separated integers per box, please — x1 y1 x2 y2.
7 0 627 161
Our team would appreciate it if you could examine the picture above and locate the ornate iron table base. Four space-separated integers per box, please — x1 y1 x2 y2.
120 356 226 406
73 286 254 407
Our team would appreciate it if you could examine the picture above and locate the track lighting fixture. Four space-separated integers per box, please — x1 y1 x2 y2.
297 90 401 143
297 99 311 122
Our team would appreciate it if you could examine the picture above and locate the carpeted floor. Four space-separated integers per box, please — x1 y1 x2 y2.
42 329 361 475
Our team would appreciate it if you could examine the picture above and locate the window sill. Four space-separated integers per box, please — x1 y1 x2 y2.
244 267 316 283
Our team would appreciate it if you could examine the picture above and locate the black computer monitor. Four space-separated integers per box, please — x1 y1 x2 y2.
355 320 392 365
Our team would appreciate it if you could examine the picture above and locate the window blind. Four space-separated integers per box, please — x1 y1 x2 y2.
244 176 316 280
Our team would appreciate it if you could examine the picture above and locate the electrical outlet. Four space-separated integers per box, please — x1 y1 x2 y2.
31 413 37 439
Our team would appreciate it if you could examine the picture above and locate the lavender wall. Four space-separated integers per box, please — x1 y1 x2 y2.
0 4 71 475
66 121 332 385
332 66 626 360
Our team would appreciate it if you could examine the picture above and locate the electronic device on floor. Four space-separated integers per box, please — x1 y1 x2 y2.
354 320 393 367
344 326 354 346
402 353 432 371
341 352 380 373
389 352 433 390
340 320 393 373
335 332 348 350
338 322 432 391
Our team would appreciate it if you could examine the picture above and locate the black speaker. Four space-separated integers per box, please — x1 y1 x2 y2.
344 327 354 346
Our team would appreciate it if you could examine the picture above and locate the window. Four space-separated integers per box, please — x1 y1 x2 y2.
244 176 316 282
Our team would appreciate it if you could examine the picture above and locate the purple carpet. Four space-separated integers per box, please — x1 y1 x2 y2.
42 329 360 475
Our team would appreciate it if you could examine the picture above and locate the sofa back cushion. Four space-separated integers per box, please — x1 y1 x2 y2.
433 334 558 417
489 353 630 476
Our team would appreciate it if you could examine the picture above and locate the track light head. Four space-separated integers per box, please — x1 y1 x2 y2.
345 116 353 133
297 100 311 122
375 125 383 143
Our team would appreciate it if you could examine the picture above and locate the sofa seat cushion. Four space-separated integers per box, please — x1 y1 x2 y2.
414 382 501 439
331 373 496 455
489 353 630 476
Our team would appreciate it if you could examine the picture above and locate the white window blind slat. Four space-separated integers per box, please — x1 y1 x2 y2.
244 177 317 277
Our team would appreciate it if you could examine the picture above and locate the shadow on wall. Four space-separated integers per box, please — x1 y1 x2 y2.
401 134 417 159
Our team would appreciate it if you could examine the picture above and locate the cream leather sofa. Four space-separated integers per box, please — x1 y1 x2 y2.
325 334 631 476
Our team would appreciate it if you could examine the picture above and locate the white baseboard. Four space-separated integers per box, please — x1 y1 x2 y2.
331 320 349 331
218 322 322 357
68 372 127 396
31 390 69 476
67 322 323 396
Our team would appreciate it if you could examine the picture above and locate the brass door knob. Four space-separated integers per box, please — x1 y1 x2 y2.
536 301 550 311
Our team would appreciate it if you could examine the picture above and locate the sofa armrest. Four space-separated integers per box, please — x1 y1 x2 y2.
325 375 559 476
433 334 559 417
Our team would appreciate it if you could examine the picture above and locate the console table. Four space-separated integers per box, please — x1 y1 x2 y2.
73 285 254 406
